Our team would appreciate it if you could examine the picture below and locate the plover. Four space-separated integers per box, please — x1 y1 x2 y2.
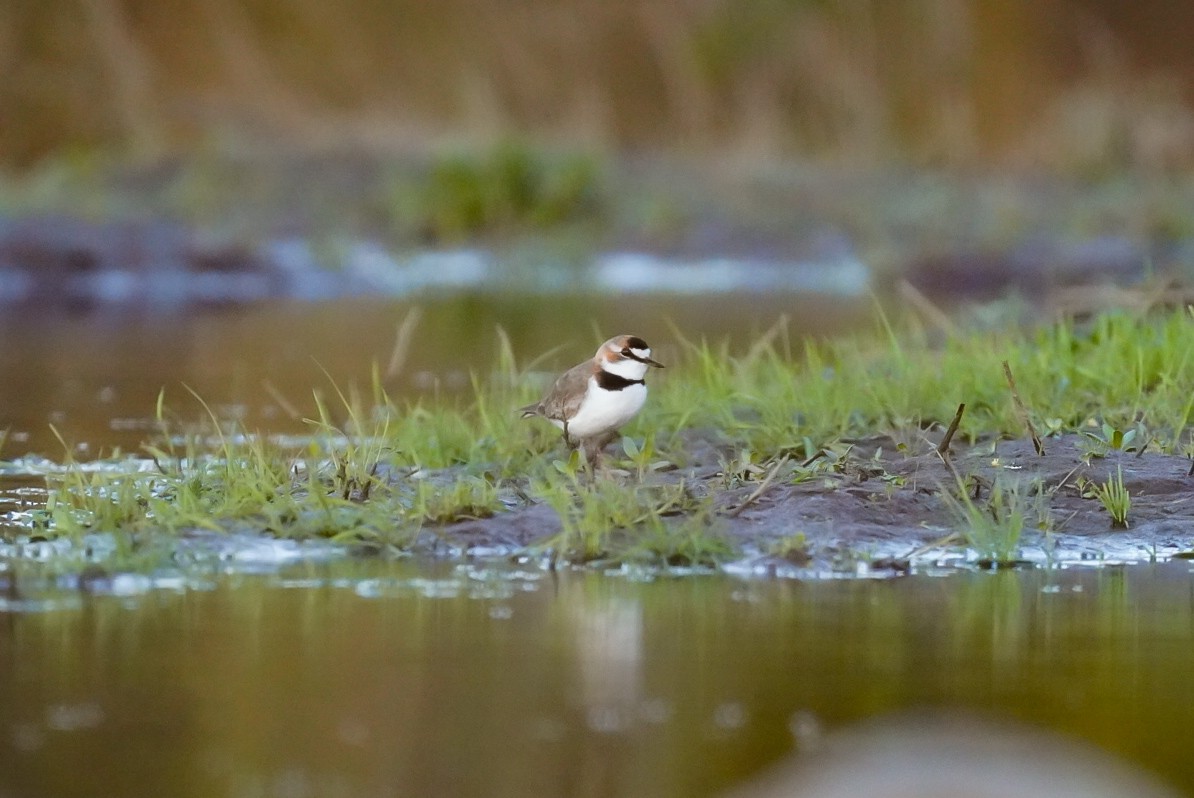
519 335 664 462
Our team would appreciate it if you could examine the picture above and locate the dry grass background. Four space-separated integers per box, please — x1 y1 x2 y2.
3 0 1194 171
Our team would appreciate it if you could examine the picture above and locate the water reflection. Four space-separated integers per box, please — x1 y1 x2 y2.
1 562 1191 797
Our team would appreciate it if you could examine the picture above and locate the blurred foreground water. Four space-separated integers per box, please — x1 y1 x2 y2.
1 559 1190 797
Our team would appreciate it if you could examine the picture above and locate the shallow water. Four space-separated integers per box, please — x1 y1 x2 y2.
0 294 867 458
1 559 1192 797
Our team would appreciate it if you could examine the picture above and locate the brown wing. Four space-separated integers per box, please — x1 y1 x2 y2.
527 361 592 422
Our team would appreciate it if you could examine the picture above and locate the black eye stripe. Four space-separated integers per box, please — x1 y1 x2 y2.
622 349 649 363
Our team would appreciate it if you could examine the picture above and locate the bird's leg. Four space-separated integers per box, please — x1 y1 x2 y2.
574 443 595 480
581 433 616 475
585 431 618 462
561 421 594 478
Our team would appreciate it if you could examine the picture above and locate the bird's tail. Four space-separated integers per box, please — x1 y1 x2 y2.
517 403 540 418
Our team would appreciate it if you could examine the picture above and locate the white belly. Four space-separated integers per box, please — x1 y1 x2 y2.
551 379 647 440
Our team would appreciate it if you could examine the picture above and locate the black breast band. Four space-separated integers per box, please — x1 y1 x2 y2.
596 371 645 391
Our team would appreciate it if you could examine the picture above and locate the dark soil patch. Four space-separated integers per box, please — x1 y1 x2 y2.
435 433 1194 572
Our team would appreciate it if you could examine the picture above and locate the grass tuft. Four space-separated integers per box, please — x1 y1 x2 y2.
532 456 717 565
1089 466 1132 529
940 476 1047 565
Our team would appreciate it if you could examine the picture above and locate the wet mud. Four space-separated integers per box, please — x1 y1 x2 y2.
435 433 1194 573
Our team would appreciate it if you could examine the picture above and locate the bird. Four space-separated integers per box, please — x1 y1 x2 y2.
519 334 664 462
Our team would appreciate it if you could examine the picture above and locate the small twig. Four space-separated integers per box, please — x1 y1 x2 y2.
898 279 958 337
902 531 961 562
1053 509 1079 533
1048 463 1084 496
969 473 990 500
930 404 966 484
262 380 302 420
385 306 423 380
800 449 827 468
1188 457 1194 477
150 453 169 476
745 313 790 363
934 447 962 485
937 403 966 457
1002 361 1044 455
357 461 380 502
726 456 790 518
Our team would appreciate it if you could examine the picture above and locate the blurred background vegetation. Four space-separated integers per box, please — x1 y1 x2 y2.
5 0 1194 174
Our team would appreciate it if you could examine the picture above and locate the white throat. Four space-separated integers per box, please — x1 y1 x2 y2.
601 357 650 380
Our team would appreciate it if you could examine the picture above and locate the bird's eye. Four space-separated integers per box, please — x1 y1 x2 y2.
621 348 632 356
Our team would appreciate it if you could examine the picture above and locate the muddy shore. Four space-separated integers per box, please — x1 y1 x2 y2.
436 433 1194 573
